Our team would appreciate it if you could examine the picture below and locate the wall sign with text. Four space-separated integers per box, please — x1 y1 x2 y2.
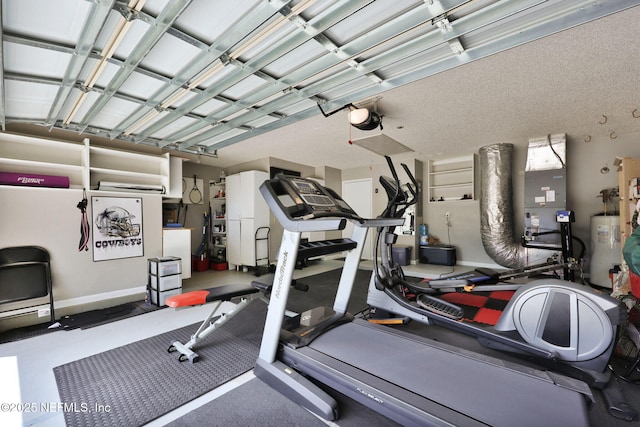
92 196 144 261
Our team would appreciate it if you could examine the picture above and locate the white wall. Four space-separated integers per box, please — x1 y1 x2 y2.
341 131 640 270
3 128 626 329
424 134 640 272
553 132 640 272
0 186 163 328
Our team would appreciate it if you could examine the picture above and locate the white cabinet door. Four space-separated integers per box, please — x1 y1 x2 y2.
253 172 270 226
226 170 270 269
240 218 256 266
240 170 269 220
226 173 242 220
162 228 192 279
227 219 241 268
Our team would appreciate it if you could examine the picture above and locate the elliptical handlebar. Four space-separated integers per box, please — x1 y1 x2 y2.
401 162 419 203
373 156 422 290
384 155 401 187
380 155 419 219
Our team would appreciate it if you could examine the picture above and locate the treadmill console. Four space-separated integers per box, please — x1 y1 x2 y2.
289 178 336 211
263 174 360 221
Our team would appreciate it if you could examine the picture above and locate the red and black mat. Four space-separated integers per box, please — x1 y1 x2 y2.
438 290 515 326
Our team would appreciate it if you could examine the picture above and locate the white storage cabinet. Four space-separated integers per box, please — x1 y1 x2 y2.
226 170 269 270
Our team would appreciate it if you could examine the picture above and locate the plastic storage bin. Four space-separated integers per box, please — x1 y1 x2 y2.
149 256 182 276
192 256 209 272
392 246 412 266
419 244 457 266
148 256 182 306
149 273 182 291
150 287 181 306
210 261 228 271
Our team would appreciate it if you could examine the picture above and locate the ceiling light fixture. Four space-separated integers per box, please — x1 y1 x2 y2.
123 108 159 135
317 101 383 131
160 59 226 110
230 0 317 60
63 0 147 126
120 0 318 139
349 107 383 131
154 0 317 113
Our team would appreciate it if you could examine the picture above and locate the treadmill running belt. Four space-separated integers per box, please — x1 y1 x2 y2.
294 320 590 427
439 290 514 326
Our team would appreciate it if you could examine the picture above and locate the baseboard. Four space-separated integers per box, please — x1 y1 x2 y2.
56 286 147 310
0 286 146 320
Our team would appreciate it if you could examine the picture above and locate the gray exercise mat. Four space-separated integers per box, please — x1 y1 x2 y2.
53 299 267 427
166 377 327 427
167 376 402 427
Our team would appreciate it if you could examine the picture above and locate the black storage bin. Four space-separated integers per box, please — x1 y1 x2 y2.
419 244 456 266
392 245 412 266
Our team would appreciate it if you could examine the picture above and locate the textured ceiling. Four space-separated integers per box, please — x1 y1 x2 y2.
218 4 640 169
2 0 640 170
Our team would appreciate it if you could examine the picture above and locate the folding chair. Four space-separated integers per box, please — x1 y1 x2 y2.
0 246 55 323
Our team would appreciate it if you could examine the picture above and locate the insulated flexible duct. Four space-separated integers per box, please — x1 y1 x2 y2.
479 143 552 268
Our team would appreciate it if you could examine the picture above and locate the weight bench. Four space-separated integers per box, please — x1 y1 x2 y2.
166 277 307 363
166 281 269 363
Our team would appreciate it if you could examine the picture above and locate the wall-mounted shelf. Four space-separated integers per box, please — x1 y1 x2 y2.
89 144 170 191
0 131 182 197
0 133 88 189
428 155 475 202
209 180 227 261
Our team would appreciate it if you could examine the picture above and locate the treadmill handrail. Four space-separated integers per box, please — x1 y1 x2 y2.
360 217 404 228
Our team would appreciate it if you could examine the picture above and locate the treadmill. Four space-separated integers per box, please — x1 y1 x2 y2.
254 173 593 427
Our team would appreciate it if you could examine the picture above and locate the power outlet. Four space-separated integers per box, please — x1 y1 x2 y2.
445 211 450 220
37 308 50 318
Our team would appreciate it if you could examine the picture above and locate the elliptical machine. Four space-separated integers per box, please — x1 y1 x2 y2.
367 156 635 420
